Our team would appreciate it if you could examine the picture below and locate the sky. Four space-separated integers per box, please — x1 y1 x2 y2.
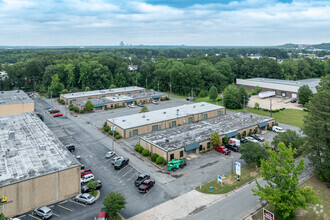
0 0 329 46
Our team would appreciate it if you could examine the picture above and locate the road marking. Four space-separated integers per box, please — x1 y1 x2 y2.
144 184 156 197
69 199 86 207
59 200 68 205
57 204 72 211
117 165 130 173
121 168 134 177
127 172 138 182
53 213 60 217
28 214 41 220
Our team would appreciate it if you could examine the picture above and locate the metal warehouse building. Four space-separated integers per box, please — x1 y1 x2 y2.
140 112 275 161
0 90 34 116
107 102 226 138
236 78 320 98
60 86 147 104
0 113 81 218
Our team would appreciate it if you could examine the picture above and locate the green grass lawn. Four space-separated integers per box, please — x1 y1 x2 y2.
196 164 258 194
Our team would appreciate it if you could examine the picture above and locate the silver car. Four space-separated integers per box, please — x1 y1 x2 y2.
245 137 259 143
74 193 95 205
105 151 115 158
33 206 53 219
111 156 123 165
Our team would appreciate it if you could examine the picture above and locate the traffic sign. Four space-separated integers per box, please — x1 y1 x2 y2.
263 208 275 220
218 175 222 183
236 162 241 176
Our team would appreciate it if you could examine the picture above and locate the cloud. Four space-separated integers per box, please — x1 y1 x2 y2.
0 0 329 46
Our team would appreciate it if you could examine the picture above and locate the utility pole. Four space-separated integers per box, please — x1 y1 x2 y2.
169 83 172 95
136 77 137 86
243 95 246 111
158 81 160 91
270 97 272 117
112 118 115 152
191 87 193 102
145 79 148 89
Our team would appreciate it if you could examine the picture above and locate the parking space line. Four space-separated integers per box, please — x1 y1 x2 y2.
127 172 138 182
28 214 41 220
69 199 86 207
57 204 72 211
144 184 156 197
121 167 134 177
53 213 60 217
117 165 130 173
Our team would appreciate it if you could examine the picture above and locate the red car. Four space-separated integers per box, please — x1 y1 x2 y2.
53 113 63 117
138 179 155 193
97 208 109 220
49 109 60 114
81 169 93 178
216 146 231 155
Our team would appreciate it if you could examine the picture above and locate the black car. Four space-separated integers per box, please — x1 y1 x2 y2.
240 138 248 144
114 158 129 170
81 180 102 193
290 99 297 103
66 145 75 152
134 174 150 187
225 144 239 152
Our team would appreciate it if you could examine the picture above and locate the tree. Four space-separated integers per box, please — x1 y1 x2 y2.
61 89 69 94
0 213 7 220
86 180 99 195
210 131 221 147
140 106 149 113
48 74 64 97
254 102 260 109
302 90 330 184
239 142 269 166
298 85 313 105
209 86 218 102
84 100 94 111
103 192 126 217
255 86 261 94
316 74 330 92
238 86 249 107
271 129 304 151
223 84 241 109
252 143 318 219
109 84 117 89
85 86 91 91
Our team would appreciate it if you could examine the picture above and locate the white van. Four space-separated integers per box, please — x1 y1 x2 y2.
81 174 94 184
272 126 286 133
229 138 240 147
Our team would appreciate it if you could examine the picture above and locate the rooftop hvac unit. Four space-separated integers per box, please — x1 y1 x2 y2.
39 145 46 151
163 112 166 114
6 148 18 157
142 115 145 118
8 130 15 139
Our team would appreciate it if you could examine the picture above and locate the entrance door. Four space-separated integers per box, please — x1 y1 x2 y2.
170 154 174 160
172 121 176 127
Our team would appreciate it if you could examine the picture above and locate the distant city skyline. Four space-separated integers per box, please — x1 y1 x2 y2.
0 0 329 46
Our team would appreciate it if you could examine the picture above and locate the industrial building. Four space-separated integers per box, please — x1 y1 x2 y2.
0 90 34 116
0 113 81 218
236 78 320 98
107 102 226 138
140 112 275 161
60 86 147 104
72 91 168 111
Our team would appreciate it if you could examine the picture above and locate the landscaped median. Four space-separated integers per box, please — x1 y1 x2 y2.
196 164 258 194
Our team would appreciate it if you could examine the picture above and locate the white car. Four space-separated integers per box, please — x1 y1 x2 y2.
105 151 115 158
272 126 286 133
81 174 94 184
128 104 135 108
111 156 123 165
245 137 259 143
74 193 95 205
152 100 159 105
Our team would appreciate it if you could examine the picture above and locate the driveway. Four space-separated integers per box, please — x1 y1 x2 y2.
248 95 303 110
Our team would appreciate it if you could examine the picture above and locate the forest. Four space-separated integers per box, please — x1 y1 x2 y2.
0 48 329 97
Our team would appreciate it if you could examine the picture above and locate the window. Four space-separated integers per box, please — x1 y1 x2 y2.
170 154 174 160
129 131 132 137
188 117 193 123
169 123 172 128
152 125 158 132
199 145 203 151
159 125 161 130
218 111 222 116
207 142 211 149
204 114 208 120
180 151 183 157
111 104 113 108
133 129 138 136
172 121 176 127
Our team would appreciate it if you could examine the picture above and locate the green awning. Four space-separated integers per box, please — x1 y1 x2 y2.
125 99 135 103
184 142 199 151
152 95 161 99
258 121 268 128
226 131 238 138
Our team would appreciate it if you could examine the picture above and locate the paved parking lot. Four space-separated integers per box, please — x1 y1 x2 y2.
247 95 303 110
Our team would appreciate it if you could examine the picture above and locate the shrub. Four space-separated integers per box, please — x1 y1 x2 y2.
156 156 164 164
254 102 260 109
165 96 169 100
151 153 159 162
275 122 279 126
80 109 84 114
103 122 107 128
255 86 261 94
198 90 208 98
142 149 149 156
217 97 222 101
267 126 272 131
250 89 256 95
115 134 122 139
263 108 269 112
114 131 119 136
222 136 229 144
138 146 144 153
104 125 110 132
69 105 74 110
135 144 141 152
254 128 258 134
108 131 113 135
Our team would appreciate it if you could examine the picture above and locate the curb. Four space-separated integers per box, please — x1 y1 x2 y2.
93 190 101 201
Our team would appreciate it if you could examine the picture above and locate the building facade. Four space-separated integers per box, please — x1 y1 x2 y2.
0 90 34 116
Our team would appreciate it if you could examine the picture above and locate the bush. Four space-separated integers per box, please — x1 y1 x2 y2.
138 146 144 153
222 136 229 144
103 122 107 128
254 128 258 134
250 89 256 95
165 96 169 100
156 156 164 164
217 97 222 101
80 109 84 114
254 102 260 109
115 134 122 139
151 153 159 162
267 126 272 131
114 131 119 136
198 90 208 98
142 149 149 156
135 144 141 152
104 125 110 132
69 105 74 111
108 131 113 135
275 122 279 126
263 108 269 112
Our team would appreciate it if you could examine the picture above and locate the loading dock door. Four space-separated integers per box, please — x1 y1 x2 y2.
281 92 286 97
292 93 297 98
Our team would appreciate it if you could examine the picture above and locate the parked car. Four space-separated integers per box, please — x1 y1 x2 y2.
272 126 286 133
66 145 75 152
229 138 240 147
97 208 109 220
245 137 259 143
128 103 135 108
137 103 144 107
114 158 129 170
53 113 63 117
81 174 94 184
290 99 297 103
80 163 85 170
240 138 248 144
105 151 115 158
49 109 60 114
215 146 231 155
134 174 150 187
81 169 93 178
32 206 53 219
48 107 55 112
138 179 155 193
74 193 95 205
225 144 239 152
111 156 123 165
250 134 265 142
81 180 102 193
152 100 159 105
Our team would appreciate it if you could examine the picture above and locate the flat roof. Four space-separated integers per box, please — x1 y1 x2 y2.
0 113 80 187
140 112 274 152
61 86 146 99
0 90 34 106
239 78 320 87
74 91 167 107
108 102 225 130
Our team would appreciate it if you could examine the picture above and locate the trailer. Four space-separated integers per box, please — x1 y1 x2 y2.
258 91 276 98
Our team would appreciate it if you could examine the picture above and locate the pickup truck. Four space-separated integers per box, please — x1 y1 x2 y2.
215 146 231 155
81 169 93 177
138 179 155 193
